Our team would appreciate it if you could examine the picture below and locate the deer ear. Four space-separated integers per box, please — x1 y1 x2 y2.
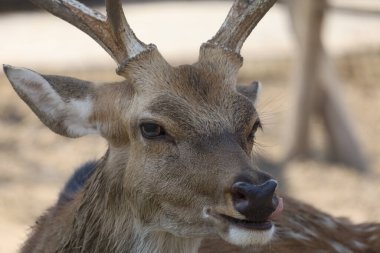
3 65 99 138
237 81 262 106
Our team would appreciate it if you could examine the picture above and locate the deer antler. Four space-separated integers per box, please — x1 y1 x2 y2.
29 0 152 72
206 0 277 54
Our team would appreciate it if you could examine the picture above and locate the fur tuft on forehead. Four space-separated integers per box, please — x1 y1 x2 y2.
117 47 174 87
116 44 243 94
196 43 243 86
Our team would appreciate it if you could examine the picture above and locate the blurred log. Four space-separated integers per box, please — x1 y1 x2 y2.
284 0 368 171
285 0 325 159
330 0 380 16
278 0 380 16
318 51 368 170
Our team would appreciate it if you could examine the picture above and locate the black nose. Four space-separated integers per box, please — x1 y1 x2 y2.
231 179 277 221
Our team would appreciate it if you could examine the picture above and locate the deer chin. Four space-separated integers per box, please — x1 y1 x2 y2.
217 214 275 246
222 223 275 246
203 209 276 246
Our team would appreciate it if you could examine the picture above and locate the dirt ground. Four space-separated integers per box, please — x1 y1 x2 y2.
0 49 380 252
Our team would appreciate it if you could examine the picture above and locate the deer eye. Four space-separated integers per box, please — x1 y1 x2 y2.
248 120 262 142
140 123 165 139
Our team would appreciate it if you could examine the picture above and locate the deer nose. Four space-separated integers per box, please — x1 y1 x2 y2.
231 179 278 221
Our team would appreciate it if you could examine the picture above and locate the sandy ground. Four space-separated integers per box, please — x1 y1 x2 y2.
1 2 380 252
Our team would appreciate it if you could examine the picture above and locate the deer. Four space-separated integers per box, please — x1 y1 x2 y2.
200 196 380 252
3 0 286 252
6 1 379 252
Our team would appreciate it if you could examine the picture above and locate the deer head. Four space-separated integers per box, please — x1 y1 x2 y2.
4 0 282 251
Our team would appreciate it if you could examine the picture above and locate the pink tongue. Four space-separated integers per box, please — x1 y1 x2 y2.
269 197 284 220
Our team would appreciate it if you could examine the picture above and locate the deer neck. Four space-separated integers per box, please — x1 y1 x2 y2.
131 231 202 253
61 150 202 253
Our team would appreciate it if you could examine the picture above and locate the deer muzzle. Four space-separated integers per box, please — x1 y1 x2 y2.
206 178 283 246
231 179 282 224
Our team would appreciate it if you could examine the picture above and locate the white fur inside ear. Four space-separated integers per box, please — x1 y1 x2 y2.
65 97 98 137
4 66 98 137
5 66 63 117
254 81 262 106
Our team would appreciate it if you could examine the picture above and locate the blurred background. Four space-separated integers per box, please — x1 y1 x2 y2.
0 0 380 252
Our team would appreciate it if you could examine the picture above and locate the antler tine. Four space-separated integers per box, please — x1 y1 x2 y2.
207 0 277 54
29 0 149 68
105 0 148 60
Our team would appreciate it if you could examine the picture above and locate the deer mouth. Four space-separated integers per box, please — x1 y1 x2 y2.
206 210 276 246
204 197 283 246
211 196 284 231
218 214 273 230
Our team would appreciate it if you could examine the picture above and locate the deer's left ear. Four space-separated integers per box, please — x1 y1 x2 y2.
3 65 99 138
237 81 262 106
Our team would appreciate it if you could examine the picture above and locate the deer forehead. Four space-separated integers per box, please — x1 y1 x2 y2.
130 65 257 126
144 93 257 134
92 64 256 137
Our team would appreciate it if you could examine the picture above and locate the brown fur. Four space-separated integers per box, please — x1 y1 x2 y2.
43 75 96 102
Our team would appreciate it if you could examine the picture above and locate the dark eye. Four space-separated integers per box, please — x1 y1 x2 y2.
140 123 165 139
248 120 262 142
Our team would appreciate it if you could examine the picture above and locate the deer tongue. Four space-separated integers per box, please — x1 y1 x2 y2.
269 197 284 220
